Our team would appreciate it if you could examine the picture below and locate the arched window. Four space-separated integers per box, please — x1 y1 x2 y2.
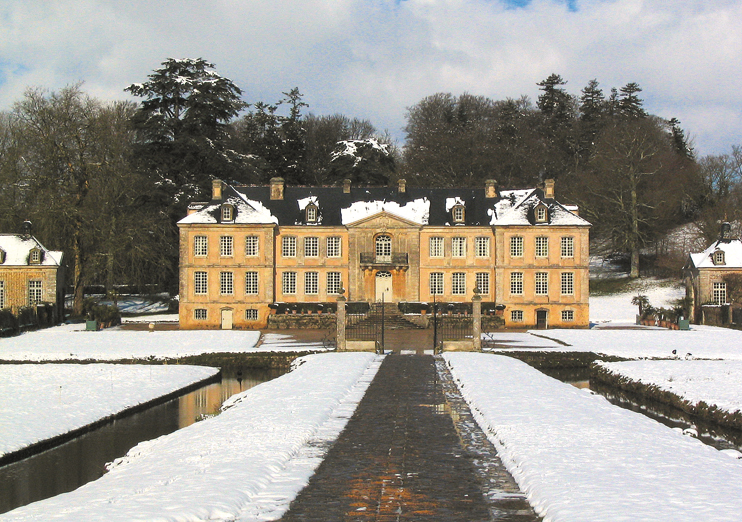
375 235 392 263
305 204 318 223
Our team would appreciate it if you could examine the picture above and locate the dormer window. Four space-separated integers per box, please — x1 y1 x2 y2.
713 250 726 265
535 204 548 223
0 249 5 264
452 205 465 223
29 248 42 265
306 204 318 223
221 204 234 222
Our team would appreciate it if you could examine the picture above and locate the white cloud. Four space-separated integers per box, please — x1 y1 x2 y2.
0 0 740 154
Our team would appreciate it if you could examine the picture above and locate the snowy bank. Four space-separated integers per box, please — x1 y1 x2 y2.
444 353 742 522
2 353 382 522
0 364 218 460
589 280 685 323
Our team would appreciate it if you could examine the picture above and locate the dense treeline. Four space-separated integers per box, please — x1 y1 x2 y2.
0 58 735 306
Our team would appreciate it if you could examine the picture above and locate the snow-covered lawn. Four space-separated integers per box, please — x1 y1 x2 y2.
0 324 331 361
0 364 218 459
596 360 742 415
444 353 742 522
1 353 382 522
590 279 686 323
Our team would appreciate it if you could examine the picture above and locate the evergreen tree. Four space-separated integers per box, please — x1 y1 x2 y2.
325 138 395 186
536 74 575 124
668 118 694 160
618 82 647 119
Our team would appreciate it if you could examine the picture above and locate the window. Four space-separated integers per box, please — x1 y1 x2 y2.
452 237 466 258
245 236 259 257
452 205 465 223
194 308 207 320
510 272 523 295
510 236 524 257
220 236 233 257
29 249 41 264
306 204 318 223
245 309 259 321
376 235 392 262
561 272 574 295
0 249 5 264
452 272 466 295
475 237 490 258
561 237 574 258
245 271 258 295
476 272 490 295
304 237 319 257
535 272 548 295
282 272 297 295
305 271 319 295
511 310 524 322
28 280 42 305
430 272 444 295
327 272 342 294
0 281 4 309
561 310 574 322
430 237 444 258
713 250 725 265
713 282 727 304
327 237 342 258
282 236 297 257
221 205 233 221
220 272 234 295
194 236 208 257
194 271 208 295
535 206 547 222
535 237 548 258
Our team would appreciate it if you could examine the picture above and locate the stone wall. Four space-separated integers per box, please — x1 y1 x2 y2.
268 313 337 329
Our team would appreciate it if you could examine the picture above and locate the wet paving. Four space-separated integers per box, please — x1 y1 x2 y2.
280 354 539 521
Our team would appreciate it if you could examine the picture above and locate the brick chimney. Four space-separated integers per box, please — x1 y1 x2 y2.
485 179 497 198
270 177 285 200
343 179 351 194
544 178 555 199
212 179 224 201
398 178 406 193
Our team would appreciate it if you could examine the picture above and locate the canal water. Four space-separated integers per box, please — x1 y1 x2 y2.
0 368 285 515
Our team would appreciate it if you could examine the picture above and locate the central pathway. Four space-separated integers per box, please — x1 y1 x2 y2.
280 354 539 521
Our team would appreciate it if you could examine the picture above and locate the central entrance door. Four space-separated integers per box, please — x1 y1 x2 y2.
221 308 233 330
375 271 393 302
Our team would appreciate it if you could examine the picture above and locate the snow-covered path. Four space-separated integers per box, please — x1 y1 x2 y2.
444 353 742 522
1 353 382 522
0 364 218 459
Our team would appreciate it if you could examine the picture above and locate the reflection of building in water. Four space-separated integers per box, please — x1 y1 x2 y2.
177 377 269 428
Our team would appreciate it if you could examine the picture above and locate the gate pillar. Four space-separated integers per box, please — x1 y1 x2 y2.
337 292 347 351
472 292 482 352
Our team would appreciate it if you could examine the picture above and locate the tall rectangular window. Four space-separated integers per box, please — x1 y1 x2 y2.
561 236 574 258
535 237 548 258
220 236 233 257
713 282 727 304
452 237 466 258
510 236 524 257
430 272 444 295
475 237 490 257
194 271 208 295
452 272 466 295
327 237 342 258
304 237 319 257
245 236 259 257
29 281 42 304
327 272 342 294
194 235 207 257
476 272 490 295
430 237 444 258
282 272 297 295
561 272 574 295
305 272 319 295
245 271 258 295
0 281 4 309
510 272 523 295
535 272 548 295
282 236 296 257
220 272 233 295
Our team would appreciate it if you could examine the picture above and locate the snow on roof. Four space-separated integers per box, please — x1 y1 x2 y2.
689 238 742 269
0 235 63 266
178 194 278 225
445 197 466 212
488 189 589 227
341 198 430 225
297 196 319 211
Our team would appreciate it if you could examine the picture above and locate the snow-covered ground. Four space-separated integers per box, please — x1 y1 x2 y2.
589 280 686 323
0 364 218 459
0 325 331 361
596 360 742 415
1 353 382 522
444 353 742 522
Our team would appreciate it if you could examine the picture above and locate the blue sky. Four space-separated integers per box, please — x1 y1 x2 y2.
1 0 740 156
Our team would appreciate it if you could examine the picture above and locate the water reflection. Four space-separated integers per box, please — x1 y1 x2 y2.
0 368 285 515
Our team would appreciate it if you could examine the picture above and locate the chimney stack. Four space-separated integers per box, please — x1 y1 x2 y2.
544 178 555 199
485 179 498 198
398 178 406 193
212 179 224 201
343 179 351 194
721 222 732 241
270 177 285 200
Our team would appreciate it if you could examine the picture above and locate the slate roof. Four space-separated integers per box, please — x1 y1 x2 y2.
0 234 63 266
688 238 742 269
178 183 591 228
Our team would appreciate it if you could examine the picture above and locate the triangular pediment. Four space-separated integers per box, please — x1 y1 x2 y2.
345 211 422 228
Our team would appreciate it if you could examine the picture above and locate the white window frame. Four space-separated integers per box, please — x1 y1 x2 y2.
452 205 465 223
535 237 549 258
475 237 490 258
194 308 207 320
511 310 524 322
714 251 725 265
28 280 42 305
475 272 490 295
245 271 259 295
430 237 444 258
304 271 319 295
561 236 574 258
306 205 318 223
430 272 444 295
220 236 233 257
713 282 727 304
304 237 319 258
0 281 4 309
561 310 574 322
561 272 574 295
221 205 233 221
245 236 259 257
245 309 259 321
194 235 208 257
30 249 41 264
327 237 342 258
535 206 547 222
376 235 392 263
452 272 466 295
282 271 297 295
282 236 297 257
220 271 234 295
510 236 524 257
327 272 342 294
194 271 208 295
452 237 466 258
510 272 523 295
535 272 548 295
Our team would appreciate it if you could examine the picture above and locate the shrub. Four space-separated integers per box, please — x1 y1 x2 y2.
0 309 18 335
